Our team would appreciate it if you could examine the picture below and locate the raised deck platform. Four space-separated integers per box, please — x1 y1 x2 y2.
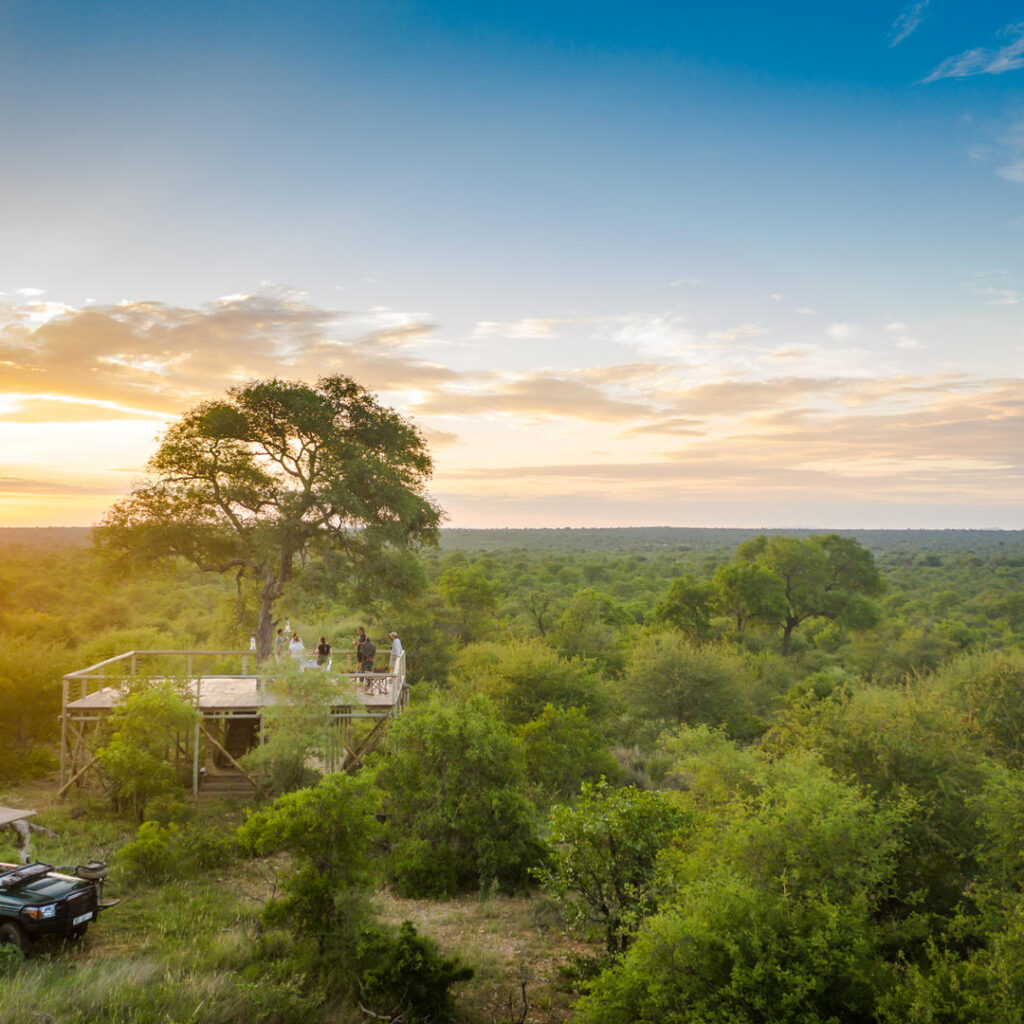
59 648 409 795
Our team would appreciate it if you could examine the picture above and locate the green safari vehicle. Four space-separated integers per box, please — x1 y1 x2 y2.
0 860 117 953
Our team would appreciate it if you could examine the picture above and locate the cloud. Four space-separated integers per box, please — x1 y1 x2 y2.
439 378 1024 512
472 318 572 339
759 347 810 362
889 0 931 47
970 285 1020 306
706 323 768 344
0 476 114 496
0 399 167 423
923 22 1024 83
668 277 702 287
414 371 653 422
622 417 704 438
420 427 459 448
0 291 458 418
15 287 44 298
826 322 858 341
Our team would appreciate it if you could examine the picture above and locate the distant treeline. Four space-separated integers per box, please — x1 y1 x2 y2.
5 524 1024 558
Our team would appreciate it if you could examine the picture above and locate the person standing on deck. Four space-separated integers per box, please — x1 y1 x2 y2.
354 626 367 672
361 634 377 691
388 631 403 670
316 636 332 666
288 631 305 659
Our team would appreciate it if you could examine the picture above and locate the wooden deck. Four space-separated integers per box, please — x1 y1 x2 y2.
59 648 409 795
65 674 401 713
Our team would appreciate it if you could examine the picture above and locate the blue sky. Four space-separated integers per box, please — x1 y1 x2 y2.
0 1 1022 528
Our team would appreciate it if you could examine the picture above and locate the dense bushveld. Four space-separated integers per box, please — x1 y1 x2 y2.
2 526 1024 1023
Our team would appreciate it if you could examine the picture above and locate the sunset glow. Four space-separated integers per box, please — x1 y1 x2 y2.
1 2 1021 529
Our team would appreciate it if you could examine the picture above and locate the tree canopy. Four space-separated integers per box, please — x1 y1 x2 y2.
99 376 441 660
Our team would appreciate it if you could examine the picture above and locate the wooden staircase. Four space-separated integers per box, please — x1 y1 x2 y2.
198 767 256 798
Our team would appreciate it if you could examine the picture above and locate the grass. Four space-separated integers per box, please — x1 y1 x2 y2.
0 777 596 1023
377 891 595 1023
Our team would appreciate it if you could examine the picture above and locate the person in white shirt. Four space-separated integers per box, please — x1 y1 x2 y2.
388 631 403 670
288 632 305 659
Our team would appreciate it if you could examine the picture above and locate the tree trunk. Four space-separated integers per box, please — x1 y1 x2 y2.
781 617 797 656
256 570 279 664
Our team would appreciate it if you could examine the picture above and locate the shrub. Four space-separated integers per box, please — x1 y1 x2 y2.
117 820 237 884
237 772 378 956
518 704 622 803
375 694 546 896
357 920 474 1023
537 779 688 953
451 641 613 725
95 680 199 819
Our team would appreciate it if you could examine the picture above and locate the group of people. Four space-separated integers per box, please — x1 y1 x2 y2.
273 625 403 688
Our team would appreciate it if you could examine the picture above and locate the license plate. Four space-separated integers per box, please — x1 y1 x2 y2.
72 911 93 926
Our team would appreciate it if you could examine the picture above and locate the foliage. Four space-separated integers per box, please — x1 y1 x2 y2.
237 771 378 956
117 819 236 884
374 694 546 896
620 629 763 740
450 640 613 725
357 920 474 1023
96 680 199 819
517 704 622 803
575 751 909 1024
438 563 500 642
551 588 633 672
537 779 688 953
240 662 351 793
99 375 441 661
712 559 787 633
934 650 1024 767
766 682 999 924
734 533 884 654
0 634 66 782
654 574 715 643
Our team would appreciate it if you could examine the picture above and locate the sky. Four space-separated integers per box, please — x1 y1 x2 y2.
0 0 1022 529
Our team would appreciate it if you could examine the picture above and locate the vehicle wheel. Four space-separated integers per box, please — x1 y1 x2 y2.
0 921 29 955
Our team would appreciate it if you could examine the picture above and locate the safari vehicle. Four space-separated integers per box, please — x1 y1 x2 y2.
0 860 117 953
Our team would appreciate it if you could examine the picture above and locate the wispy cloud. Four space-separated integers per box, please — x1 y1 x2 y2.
0 291 457 417
923 22 1024 83
706 323 767 344
472 318 572 339
889 0 931 47
826 322 858 341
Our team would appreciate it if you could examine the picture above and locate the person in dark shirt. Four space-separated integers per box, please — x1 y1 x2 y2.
354 626 367 671
315 636 332 666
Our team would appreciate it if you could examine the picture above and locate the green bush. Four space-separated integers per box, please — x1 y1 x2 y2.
451 640 613 725
575 751 909 1024
117 820 237 884
537 779 688 953
357 920 473 1023
620 630 763 740
237 772 378 957
375 694 546 895
518 704 622 803
96 680 199 819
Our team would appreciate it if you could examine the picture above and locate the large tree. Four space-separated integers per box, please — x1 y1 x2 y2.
735 533 883 654
99 376 441 661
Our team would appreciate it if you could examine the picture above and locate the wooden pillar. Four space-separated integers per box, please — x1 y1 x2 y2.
59 677 69 788
192 721 201 796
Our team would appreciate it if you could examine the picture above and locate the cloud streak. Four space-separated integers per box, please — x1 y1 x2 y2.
923 23 1024 83
890 0 931 47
